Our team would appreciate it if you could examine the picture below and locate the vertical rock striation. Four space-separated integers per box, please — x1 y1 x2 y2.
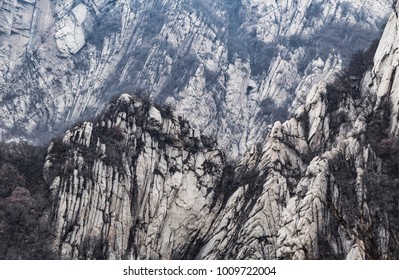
0 0 392 158
45 94 226 259
45 3 399 259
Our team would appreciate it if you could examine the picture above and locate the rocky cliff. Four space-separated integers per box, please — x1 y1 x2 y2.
0 0 392 158
199 5 399 257
41 2 399 259
44 94 227 259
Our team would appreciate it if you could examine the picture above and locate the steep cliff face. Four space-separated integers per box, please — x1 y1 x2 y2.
44 3 399 259
44 94 226 259
0 0 392 158
198 3 399 259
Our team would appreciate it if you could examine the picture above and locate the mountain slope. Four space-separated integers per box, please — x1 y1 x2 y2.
45 94 226 259
0 0 392 158
44 3 399 257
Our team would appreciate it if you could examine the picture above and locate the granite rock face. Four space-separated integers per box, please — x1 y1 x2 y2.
45 94 226 259
0 0 392 158
45 3 399 259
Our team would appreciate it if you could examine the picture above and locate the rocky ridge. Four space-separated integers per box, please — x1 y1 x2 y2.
45 94 226 259
43 2 399 259
0 0 393 158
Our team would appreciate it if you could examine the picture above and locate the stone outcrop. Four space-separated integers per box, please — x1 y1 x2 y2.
55 3 88 56
44 3 399 259
0 0 392 158
45 94 225 259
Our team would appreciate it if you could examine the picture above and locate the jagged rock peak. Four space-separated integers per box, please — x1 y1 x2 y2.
44 93 227 259
39 2 399 260
0 0 393 158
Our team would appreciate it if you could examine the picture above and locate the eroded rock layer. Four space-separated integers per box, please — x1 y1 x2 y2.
0 0 392 158
43 3 399 259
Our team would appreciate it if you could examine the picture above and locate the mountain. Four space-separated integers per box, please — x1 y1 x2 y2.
44 94 226 259
44 0 399 257
0 0 392 158
1 0 399 260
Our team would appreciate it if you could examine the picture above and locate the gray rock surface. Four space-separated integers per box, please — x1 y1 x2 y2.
0 0 392 158
45 94 225 259
45 3 399 259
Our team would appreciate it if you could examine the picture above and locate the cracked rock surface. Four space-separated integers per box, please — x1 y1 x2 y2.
45 94 225 259
0 0 392 158
45 4 399 259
